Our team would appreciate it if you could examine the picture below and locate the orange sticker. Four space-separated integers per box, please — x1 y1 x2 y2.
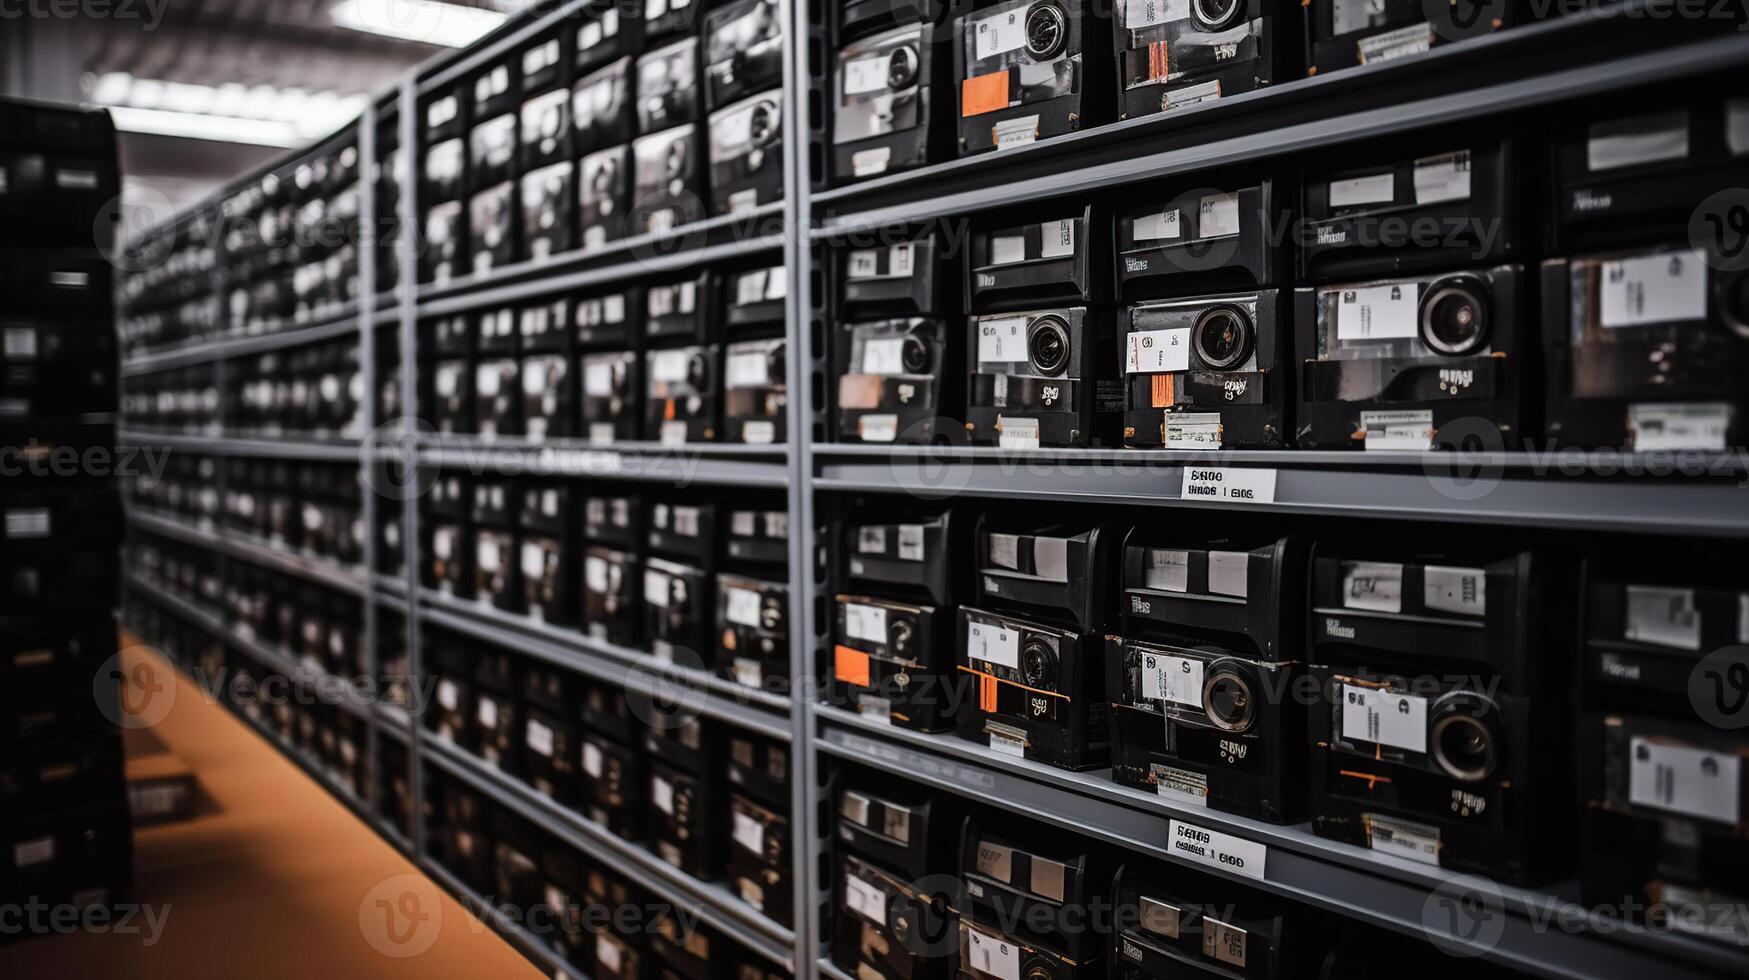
1147 41 1169 82
834 646 871 688
1150 373 1176 409
961 69 1011 118
979 673 1000 713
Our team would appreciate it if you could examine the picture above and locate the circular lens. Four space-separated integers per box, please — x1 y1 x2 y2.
1716 270 1749 339
749 102 777 147
887 46 919 89
1027 316 1071 376
1419 276 1490 357
1020 639 1056 688
900 333 931 374
1192 305 1254 371
1023 2 1067 59
1431 709 1499 782
1025 963 1053 980
664 141 687 179
1192 0 1243 30
1203 667 1256 733
686 353 709 390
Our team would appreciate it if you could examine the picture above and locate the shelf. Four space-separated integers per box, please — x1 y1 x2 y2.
423 735 798 970
415 224 787 318
420 590 792 742
120 307 363 377
813 706 1744 980
811 444 1749 538
126 573 375 723
128 509 370 597
812 17 1749 235
119 430 364 462
421 440 790 489
422 858 584 980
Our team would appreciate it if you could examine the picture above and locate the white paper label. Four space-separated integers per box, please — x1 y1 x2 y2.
1341 684 1428 753
644 569 671 607
727 349 771 388
1207 551 1249 599
597 937 622 973
743 420 777 445
478 697 499 729
964 928 1021 980
1144 550 1189 592
660 420 689 446
1166 414 1224 450
859 337 907 376
1179 467 1277 504
14 837 54 868
727 587 764 628
845 873 888 924
732 811 765 852
1133 209 1182 242
1197 193 1240 239
522 542 548 578
1329 172 1395 208
1600 250 1707 328
1126 328 1190 374
1588 111 1690 172
977 317 1028 362
1629 403 1731 452
967 621 1020 669
3 327 37 358
897 525 925 561
653 775 675 815
845 603 889 644
1424 565 1487 617
1167 821 1266 881
1166 80 1222 110
972 9 1026 60
993 116 1038 150
1357 23 1432 64
1630 738 1741 825
4 508 50 538
527 719 555 757
582 742 604 778
1332 0 1380 35
650 349 692 383
844 53 892 95
1625 585 1702 651
889 245 916 277
1124 0 1189 27
852 146 891 177
998 417 1041 450
1367 814 1442 866
1337 283 1420 340
1414 151 1472 205
1040 219 1076 259
438 680 459 711
848 250 881 280
1143 651 1203 708
1362 409 1435 451
989 236 1026 266
1342 561 1403 613
859 414 898 442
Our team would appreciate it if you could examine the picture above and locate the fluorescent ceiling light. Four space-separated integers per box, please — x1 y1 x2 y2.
329 0 508 48
107 106 306 148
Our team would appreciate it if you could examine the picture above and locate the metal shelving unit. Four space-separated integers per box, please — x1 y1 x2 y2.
128 509 372 596
114 2 1749 979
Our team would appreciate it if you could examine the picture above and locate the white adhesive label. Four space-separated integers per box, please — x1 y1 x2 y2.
990 235 1026 266
1414 151 1472 204
967 621 1020 670
1341 684 1428 753
1600 251 1707 328
1329 172 1395 208
977 317 1028 362
1039 219 1076 259
1337 284 1420 340
1166 414 1224 450
1588 111 1690 172
861 338 907 375
583 742 604 778
727 349 771 388
852 146 892 177
727 587 764 628
1367 814 1442 866
1357 23 1432 64
1168 820 1266 881
845 873 888 924
1207 551 1249 599
527 719 555 757
998 417 1041 450
1629 738 1742 825
653 775 674 815
1342 561 1403 613
844 54 892 95
1142 651 1203 708
732 810 765 852
644 569 671 607
844 603 889 644
1362 409 1434 451
964 928 1021 980
972 9 1026 60
1124 0 1188 27
859 414 899 442
993 116 1038 150
1625 585 1702 651
1180 467 1277 503
1424 565 1487 617
1629 403 1731 452
1133 209 1182 242
1126 328 1191 374
1197 192 1241 239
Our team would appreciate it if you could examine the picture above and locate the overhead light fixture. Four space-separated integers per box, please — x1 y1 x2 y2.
85 73 371 148
329 0 509 48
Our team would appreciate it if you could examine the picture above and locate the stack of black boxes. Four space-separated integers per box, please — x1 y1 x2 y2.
0 98 132 930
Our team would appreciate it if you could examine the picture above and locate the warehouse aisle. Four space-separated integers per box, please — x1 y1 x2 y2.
0 642 540 979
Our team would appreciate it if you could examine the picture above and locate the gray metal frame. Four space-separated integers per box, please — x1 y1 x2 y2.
113 2 1749 978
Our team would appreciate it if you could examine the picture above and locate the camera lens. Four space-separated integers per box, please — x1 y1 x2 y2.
749 101 778 147
1431 700 1499 782
1192 0 1244 30
1419 276 1490 357
900 332 931 374
686 352 709 390
1192 305 1254 371
664 141 687 179
1717 270 1749 339
1020 638 1057 688
1024 962 1053 980
1203 666 1256 733
1023 1 1068 60
887 45 919 89
1027 315 1071 376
